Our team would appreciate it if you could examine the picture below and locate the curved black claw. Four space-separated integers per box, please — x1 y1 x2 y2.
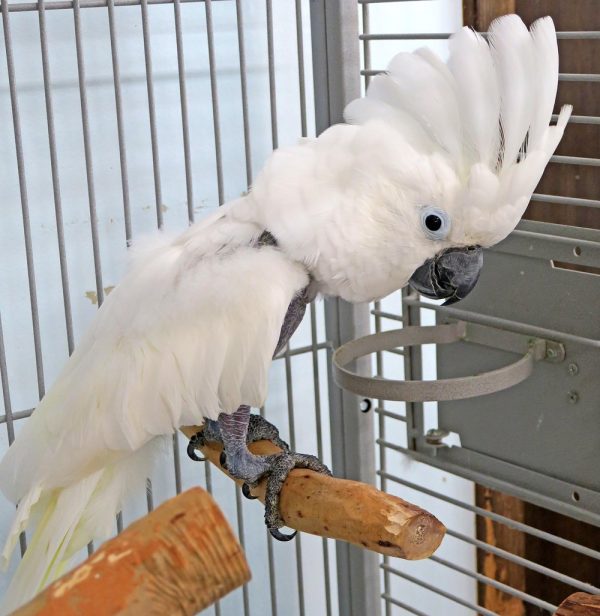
242 483 258 500
186 433 206 462
219 451 227 468
269 528 298 542
264 452 332 541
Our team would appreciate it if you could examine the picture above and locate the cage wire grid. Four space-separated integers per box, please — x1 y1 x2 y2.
360 1 600 616
0 0 340 615
0 0 599 615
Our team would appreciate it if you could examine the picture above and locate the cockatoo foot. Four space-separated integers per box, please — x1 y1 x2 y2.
186 419 222 461
187 415 290 462
221 450 281 487
264 451 332 541
187 413 331 541
245 414 291 451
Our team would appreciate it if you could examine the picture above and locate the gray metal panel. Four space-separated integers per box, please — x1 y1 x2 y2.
431 220 600 520
310 2 380 616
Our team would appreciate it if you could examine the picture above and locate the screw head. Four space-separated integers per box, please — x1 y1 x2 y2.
546 347 558 359
425 428 449 445
568 363 579 376
567 391 579 404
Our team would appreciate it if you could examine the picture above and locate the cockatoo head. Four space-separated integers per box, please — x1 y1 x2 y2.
343 14 571 304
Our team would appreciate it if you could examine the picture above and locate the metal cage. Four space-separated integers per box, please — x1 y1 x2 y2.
0 0 599 614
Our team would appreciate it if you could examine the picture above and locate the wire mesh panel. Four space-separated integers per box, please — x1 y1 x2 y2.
359 1 600 615
0 1 339 614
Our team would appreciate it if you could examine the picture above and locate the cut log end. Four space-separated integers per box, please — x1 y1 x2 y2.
181 425 446 560
14 488 250 616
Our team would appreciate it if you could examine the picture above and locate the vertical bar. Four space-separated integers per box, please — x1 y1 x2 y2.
172 433 182 494
233 487 250 616
208 4 245 611
106 0 132 243
297 2 332 611
374 302 390 616
204 0 224 205
1 0 46 399
0 317 15 447
140 0 163 228
294 0 307 137
309 306 332 616
202 462 221 616
284 350 305 616
173 0 194 224
265 0 277 149
402 288 423 448
235 0 252 187
361 2 371 89
146 477 154 512
38 0 75 355
364 9 382 610
309 2 381 616
116 511 124 534
0 315 27 557
261 405 278 616
73 0 104 306
107 0 134 536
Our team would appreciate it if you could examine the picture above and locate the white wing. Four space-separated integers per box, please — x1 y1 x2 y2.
0 199 308 610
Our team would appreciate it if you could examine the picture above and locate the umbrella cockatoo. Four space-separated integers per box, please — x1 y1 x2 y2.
0 13 570 612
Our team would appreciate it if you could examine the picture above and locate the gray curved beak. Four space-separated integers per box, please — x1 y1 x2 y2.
408 245 483 305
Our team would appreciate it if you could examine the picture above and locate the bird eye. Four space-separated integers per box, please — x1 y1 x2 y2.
420 206 450 240
425 215 442 231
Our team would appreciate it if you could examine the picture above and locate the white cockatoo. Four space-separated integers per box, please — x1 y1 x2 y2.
0 14 570 613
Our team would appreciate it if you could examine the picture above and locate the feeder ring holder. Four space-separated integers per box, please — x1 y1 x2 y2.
332 320 564 402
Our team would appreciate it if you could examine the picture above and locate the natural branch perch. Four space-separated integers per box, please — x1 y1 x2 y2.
555 593 600 615
181 425 446 559
13 488 250 616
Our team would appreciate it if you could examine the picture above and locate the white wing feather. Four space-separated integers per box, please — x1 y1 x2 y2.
0 199 308 612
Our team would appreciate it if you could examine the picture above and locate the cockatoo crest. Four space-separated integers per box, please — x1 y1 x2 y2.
345 14 572 248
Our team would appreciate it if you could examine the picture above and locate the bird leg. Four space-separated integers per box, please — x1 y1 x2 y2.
187 284 331 540
187 406 331 541
188 406 276 484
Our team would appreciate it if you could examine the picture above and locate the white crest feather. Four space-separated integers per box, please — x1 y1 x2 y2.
487 14 536 170
447 27 500 168
344 14 572 246
528 16 560 149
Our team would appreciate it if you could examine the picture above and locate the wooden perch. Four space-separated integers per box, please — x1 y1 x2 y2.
13 487 250 616
181 425 446 560
555 593 600 615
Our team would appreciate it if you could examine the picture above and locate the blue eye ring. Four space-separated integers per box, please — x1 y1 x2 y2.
420 206 451 241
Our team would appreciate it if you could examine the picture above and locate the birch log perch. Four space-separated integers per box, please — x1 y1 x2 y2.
13 487 250 616
180 425 446 559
